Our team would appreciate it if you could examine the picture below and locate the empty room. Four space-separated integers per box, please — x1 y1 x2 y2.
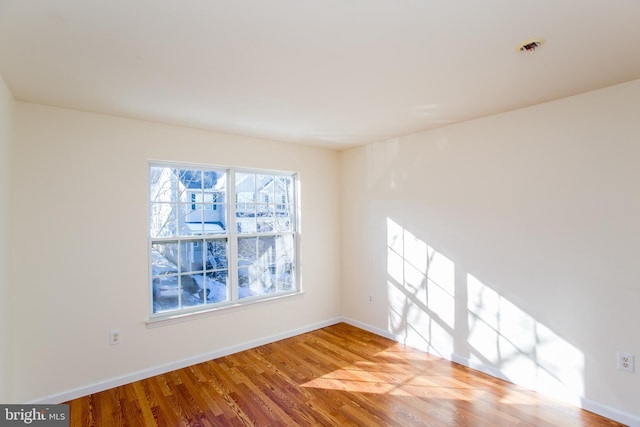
0 1 639 426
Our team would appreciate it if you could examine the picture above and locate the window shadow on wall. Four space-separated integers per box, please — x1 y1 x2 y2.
386 217 585 405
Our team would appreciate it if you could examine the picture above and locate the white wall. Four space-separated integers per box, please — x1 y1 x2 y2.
340 80 640 423
8 79 639 423
10 103 341 402
0 75 14 402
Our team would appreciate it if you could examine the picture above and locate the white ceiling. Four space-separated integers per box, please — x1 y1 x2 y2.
1 1 640 150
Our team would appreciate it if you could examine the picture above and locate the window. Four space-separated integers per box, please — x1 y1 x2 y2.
149 163 298 318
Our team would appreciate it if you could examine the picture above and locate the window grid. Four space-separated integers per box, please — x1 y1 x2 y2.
149 163 298 318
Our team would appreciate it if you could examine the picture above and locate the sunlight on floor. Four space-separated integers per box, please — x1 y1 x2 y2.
301 360 477 400
299 350 575 413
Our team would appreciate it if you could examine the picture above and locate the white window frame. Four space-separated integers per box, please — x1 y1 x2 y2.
148 161 300 322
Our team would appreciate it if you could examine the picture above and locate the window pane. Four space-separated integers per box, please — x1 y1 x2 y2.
202 170 224 192
180 273 205 308
275 176 294 232
275 209 292 232
204 201 226 233
236 173 255 192
150 203 177 238
256 174 272 194
274 176 293 205
256 202 270 216
151 241 179 313
204 239 229 303
152 275 179 313
237 236 294 299
182 204 227 235
180 240 204 272
257 215 274 233
257 236 277 295
205 239 227 270
236 210 256 234
275 234 295 291
236 173 255 235
180 202 200 235
237 237 257 298
150 167 178 202
204 171 228 233
178 169 202 202
178 203 200 236
151 242 179 274
205 273 228 303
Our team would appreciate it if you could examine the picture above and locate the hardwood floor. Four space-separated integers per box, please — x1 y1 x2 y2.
66 323 625 426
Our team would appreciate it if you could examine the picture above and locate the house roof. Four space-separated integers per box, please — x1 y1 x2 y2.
179 170 218 190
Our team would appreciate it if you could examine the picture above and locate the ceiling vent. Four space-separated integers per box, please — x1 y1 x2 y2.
516 39 545 53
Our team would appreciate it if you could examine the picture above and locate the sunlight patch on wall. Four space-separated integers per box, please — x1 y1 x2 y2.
386 218 455 357
467 273 585 404
427 246 455 328
384 217 586 406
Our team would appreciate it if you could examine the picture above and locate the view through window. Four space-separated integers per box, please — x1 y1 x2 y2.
149 163 298 317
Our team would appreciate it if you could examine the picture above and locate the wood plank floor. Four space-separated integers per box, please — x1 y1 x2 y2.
66 323 625 426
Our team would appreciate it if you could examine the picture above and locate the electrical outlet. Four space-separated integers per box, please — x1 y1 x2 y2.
617 352 634 373
368 294 373 304
110 329 121 345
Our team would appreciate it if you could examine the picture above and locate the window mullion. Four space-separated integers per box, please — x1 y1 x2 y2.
228 170 239 301
200 170 205 235
202 238 207 304
177 239 182 309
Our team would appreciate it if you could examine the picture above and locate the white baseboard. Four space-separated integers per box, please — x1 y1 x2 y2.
27 317 343 405
450 353 510 383
580 398 640 427
338 316 397 341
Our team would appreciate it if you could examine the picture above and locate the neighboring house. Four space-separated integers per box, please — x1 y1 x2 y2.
150 167 226 271
235 173 293 233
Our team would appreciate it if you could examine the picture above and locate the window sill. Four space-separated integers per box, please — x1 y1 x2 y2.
146 291 304 328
